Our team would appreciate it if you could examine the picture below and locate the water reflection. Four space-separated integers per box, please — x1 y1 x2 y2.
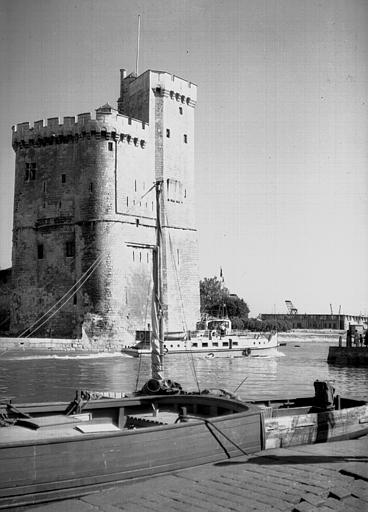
0 342 367 403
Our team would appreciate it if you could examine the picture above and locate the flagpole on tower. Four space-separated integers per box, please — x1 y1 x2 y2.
135 14 141 76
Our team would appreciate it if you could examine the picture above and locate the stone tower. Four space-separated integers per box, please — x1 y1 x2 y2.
10 69 200 346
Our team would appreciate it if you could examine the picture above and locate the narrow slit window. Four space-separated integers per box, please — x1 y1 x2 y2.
166 129 170 138
61 174 66 183
179 107 183 115
184 134 188 144
37 244 44 260
66 241 75 258
108 142 113 151
24 163 30 181
30 163 36 180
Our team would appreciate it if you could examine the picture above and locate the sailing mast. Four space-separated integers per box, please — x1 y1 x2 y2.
151 180 164 380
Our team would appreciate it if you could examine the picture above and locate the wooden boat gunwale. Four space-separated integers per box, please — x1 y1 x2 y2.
0 393 262 448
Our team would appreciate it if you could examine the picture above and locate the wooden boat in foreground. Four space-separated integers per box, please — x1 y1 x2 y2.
252 380 368 449
0 383 264 509
1 382 367 509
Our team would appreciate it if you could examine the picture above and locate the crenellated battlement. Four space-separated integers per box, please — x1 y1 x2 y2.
12 105 149 149
150 70 197 107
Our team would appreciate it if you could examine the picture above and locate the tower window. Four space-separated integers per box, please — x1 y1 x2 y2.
89 182 93 192
61 174 66 183
108 142 113 151
25 162 36 181
166 179 184 203
184 134 188 144
37 244 44 260
43 181 46 192
66 241 75 258
166 129 170 138
30 163 36 180
179 107 183 115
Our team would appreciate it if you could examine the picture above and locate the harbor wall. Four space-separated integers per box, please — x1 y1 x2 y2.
0 329 344 353
0 332 121 353
327 346 368 365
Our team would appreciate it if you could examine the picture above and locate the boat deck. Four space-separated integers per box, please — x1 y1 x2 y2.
0 410 200 445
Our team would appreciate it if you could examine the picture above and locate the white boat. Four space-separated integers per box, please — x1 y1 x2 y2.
123 317 278 357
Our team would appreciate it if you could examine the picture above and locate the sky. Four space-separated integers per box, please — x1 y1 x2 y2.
1 0 367 317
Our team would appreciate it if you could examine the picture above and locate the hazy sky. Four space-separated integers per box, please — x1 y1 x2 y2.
1 0 367 317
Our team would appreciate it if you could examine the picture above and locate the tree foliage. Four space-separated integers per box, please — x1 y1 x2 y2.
199 276 291 331
200 277 250 320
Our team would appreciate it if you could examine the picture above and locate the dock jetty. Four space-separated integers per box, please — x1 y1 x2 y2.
24 436 368 512
328 327 368 365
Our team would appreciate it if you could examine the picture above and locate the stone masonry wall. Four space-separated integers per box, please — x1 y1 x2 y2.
10 68 200 345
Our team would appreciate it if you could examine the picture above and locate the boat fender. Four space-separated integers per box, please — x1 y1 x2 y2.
163 347 168 354
142 379 162 394
242 348 251 356
211 330 217 338
140 379 183 395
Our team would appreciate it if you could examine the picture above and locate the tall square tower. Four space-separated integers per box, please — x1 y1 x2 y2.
10 69 200 345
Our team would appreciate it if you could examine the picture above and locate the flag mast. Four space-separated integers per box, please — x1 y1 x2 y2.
135 14 141 76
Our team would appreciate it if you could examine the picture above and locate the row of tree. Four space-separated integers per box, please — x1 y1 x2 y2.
199 276 292 332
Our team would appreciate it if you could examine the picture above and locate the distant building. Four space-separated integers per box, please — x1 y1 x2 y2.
9 68 200 344
260 313 368 330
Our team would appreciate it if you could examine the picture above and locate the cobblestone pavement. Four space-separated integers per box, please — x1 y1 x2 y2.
16 437 368 511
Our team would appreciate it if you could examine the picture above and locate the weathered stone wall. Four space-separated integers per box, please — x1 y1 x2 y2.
0 268 11 332
10 68 200 345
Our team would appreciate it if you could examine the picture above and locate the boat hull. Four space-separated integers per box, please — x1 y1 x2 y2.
0 395 263 509
124 332 279 357
262 400 368 449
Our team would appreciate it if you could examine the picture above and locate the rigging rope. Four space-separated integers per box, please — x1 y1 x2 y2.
22 254 104 338
165 213 200 393
19 183 157 338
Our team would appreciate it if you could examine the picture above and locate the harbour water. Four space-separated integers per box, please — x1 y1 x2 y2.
0 341 367 403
